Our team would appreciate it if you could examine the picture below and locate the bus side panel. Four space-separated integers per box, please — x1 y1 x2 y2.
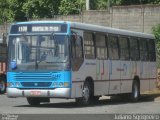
71 82 83 98
71 60 97 98
149 62 157 91
108 60 121 94
94 60 109 96
140 62 150 93
120 61 132 93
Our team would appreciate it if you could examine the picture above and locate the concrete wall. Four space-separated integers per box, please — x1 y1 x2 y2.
112 5 160 33
52 5 160 34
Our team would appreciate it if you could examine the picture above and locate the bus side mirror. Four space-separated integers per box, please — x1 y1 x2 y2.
10 60 17 70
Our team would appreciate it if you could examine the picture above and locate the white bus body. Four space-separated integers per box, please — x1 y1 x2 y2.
69 22 156 103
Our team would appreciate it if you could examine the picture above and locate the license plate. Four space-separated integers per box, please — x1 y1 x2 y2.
30 91 41 96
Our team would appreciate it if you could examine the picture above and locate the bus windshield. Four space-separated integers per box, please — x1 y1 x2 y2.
8 34 70 71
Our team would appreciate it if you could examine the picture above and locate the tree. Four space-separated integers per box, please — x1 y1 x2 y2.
7 0 26 21
22 0 61 19
90 0 108 10
90 0 160 10
0 0 9 24
59 0 85 15
0 0 27 24
153 24 160 67
115 0 160 5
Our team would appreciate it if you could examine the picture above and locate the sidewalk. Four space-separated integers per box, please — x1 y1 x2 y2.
143 89 160 102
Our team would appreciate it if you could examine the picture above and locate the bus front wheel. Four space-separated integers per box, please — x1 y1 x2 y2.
0 77 6 94
76 81 92 105
27 97 41 106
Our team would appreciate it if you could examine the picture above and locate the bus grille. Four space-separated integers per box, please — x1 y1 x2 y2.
21 82 52 87
13 72 58 81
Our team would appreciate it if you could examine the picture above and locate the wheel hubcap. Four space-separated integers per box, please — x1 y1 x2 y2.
83 86 90 102
134 84 138 98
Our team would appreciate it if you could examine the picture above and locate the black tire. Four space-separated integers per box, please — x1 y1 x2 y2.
92 96 100 104
130 80 140 102
76 81 92 105
120 94 130 102
0 77 6 94
27 97 41 106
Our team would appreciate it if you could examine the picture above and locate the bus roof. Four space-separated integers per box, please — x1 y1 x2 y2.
12 21 154 39
13 21 67 25
69 22 155 39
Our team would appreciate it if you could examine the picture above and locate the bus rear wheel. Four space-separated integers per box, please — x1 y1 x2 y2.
76 81 92 105
27 97 41 106
0 77 6 94
130 80 140 102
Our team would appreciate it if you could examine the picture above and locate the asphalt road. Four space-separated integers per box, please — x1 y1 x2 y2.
0 94 160 114
0 94 160 120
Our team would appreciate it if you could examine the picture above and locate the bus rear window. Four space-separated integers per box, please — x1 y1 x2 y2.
148 39 156 61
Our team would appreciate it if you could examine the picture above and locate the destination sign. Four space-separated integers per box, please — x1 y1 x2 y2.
10 23 67 34
32 26 60 32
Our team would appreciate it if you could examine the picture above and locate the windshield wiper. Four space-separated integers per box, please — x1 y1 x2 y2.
51 33 59 57
35 35 42 69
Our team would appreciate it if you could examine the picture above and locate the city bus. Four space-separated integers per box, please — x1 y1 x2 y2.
7 21 156 106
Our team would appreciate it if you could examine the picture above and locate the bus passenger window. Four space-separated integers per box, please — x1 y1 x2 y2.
95 34 107 59
71 32 84 71
119 37 129 60
148 39 156 61
71 35 83 58
139 39 148 61
130 38 139 61
108 35 119 60
84 32 95 59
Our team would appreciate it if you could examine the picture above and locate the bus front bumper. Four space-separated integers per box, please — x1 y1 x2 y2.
7 88 71 98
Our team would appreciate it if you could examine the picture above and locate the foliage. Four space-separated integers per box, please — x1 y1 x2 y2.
59 0 85 15
121 0 160 5
153 24 160 42
152 24 160 67
0 0 61 24
90 0 108 10
7 0 26 22
91 0 160 9
22 0 61 19
0 0 9 23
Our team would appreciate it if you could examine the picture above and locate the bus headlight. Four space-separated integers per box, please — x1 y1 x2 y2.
53 82 69 87
64 82 69 87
